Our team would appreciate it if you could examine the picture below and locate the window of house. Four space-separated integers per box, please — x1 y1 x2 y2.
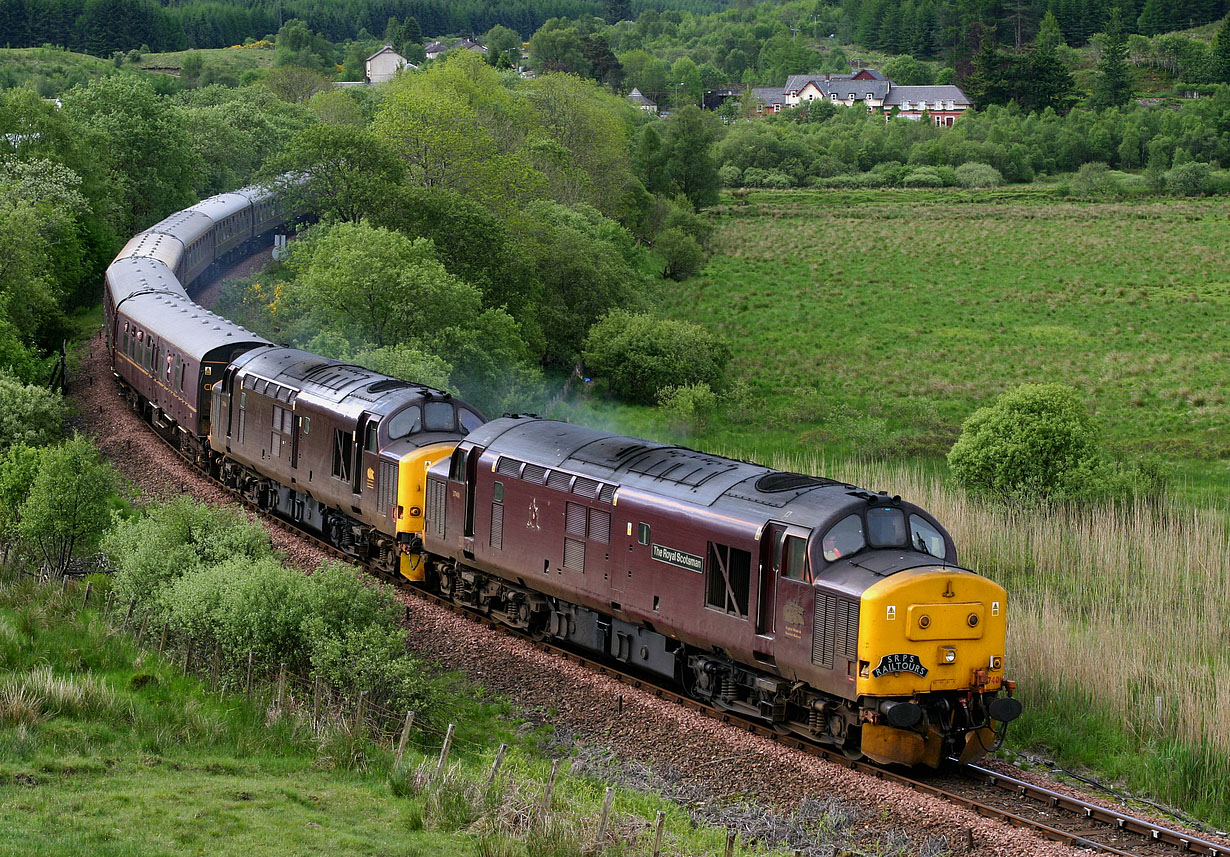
902 100 911 110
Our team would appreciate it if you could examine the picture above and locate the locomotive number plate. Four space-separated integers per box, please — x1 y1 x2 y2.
651 544 703 573
872 653 929 678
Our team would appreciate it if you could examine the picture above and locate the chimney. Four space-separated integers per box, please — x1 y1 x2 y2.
825 73 830 81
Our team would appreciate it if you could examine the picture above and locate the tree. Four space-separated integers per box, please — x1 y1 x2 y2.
286 222 483 348
1091 8 1134 109
528 20 589 75
669 56 703 107
582 311 730 404
0 443 43 562
274 18 334 73
1213 14 1230 83
263 65 332 103
261 124 405 223
1022 44 1077 113
661 106 721 208
484 25 521 67
947 384 1106 502
655 227 705 280
883 54 935 86
17 435 115 576
1035 11 1067 52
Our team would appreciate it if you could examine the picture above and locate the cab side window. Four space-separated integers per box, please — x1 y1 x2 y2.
782 535 809 581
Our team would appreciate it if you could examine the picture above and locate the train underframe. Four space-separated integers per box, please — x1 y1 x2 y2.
429 556 1005 767
118 378 1007 767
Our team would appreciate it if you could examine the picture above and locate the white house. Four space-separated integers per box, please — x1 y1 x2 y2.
365 45 414 84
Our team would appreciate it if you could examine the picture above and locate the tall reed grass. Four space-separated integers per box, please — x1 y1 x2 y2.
769 452 1230 821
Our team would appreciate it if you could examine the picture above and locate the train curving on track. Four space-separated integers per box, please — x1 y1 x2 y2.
103 186 1022 769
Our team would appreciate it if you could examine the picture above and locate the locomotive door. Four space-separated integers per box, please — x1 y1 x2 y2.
756 523 784 638
771 525 816 676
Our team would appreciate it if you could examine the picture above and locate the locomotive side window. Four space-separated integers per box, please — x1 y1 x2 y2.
448 447 466 481
364 421 380 453
459 408 483 432
637 523 650 545
822 514 865 561
705 542 751 618
424 401 454 431
909 515 947 559
867 507 907 547
332 430 355 481
782 536 810 582
387 406 421 440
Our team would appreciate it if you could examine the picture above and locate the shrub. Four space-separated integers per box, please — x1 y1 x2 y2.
103 497 275 608
717 164 742 187
16 436 115 576
902 167 943 187
1068 162 1116 197
954 162 1004 188
741 167 770 187
761 171 794 189
655 227 705 281
1163 162 1212 196
657 382 717 434
947 384 1107 503
0 372 66 450
582 311 730 405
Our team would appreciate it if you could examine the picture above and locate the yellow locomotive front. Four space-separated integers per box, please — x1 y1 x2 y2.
855 567 1020 766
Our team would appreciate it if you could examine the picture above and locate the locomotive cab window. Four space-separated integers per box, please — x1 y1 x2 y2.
449 447 467 481
822 514 865 562
909 514 946 559
424 401 455 432
867 507 907 548
364 420 380 453
459 408 483 432
781 535 810 582
387 406 421 440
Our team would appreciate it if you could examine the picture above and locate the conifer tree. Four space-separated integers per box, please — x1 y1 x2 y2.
1091 8 1133 109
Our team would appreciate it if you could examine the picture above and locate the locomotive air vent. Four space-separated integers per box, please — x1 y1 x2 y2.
755 472 838 493
368 379 410 393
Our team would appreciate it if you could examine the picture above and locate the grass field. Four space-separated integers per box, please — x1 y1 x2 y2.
654 187 1230 501
138 46 276 76
0 47 121 96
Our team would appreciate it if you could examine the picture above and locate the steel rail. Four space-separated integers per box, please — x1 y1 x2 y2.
124 384 1228 857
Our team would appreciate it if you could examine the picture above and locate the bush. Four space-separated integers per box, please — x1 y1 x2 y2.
655 227 705 281
16 436 115 576
947 384 1108 503
954 162 1004 188
1068 162 1116 197
1163 162 1212 196
761 171 794 189
657 382 717 434
717 164 742 187
902 167 944 188
0 373 66 450
582 311 730 405
103 498 275 608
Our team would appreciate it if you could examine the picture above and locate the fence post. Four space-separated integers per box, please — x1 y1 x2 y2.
246 650 254 698
158 622 168 655
211 643 221 688
104 590 115 620
183 637 194 672
395 711 415 766
353 691 366 736
123 600 136 631
81 580 92 608
486 743 508 788
723 829 736 857
136 614 148 646
276 663 286 713
434 723 455 779
651 811 665 857
538 758 562 824
60 574 69 595
312 674 321 731
596 786 615 842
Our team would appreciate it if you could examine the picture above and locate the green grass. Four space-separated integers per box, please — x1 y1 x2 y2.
138 47 278 76
650 187 1230 502
0 47 126 97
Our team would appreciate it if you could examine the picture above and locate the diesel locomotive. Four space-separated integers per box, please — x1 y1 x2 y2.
103 186 1020 767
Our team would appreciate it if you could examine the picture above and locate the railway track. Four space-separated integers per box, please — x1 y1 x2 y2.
124 379 1228 857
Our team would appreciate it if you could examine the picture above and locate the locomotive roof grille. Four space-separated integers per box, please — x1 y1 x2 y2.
755 472 841 493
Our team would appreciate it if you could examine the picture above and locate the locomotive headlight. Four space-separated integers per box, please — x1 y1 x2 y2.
940 646 957 664
989 655 1003 670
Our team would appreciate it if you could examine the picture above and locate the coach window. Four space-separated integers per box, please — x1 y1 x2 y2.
637 523 650 545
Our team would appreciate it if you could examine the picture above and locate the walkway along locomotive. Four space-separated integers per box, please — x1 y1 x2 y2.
103 186 1021 767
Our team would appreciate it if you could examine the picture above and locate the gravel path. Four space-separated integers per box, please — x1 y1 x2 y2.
69 322 1098 857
